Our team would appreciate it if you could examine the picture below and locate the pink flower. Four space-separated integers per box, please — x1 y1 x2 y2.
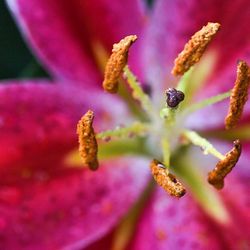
1 0 250 249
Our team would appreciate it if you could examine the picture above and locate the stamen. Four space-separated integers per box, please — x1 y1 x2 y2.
96 122 150 141
183 130 224 160
76 110 99 170
103 35 137 93
161 139 170 167
150 159 186 198
176 68 194 94
208 140 242 189
123 65 155 116
172 22 220 76
166 88 185 108
176 52 218 108
225 60 250 129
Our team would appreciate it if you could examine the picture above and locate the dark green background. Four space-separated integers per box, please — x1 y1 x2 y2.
0 1 48 79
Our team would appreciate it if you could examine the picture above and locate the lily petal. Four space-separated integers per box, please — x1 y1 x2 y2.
129 141 250 249
139 0 250 92
185 141 250 247
237 142 250 177
6 0 100 84
83 230 114 250
130 189 224 250
6 0 146 84
75 0 146 50
219 175 250 248
0 157 150 250
0 81 130 173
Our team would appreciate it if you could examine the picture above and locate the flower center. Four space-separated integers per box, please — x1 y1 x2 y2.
75 23 250 221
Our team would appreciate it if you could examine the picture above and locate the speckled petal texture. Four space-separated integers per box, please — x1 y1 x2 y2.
6 0 146 85
138 0 250 93
129 182 250 250
0 81 151 249
2 0 250 249
129 189 224 250
0 81 130 173
7 0 99 84
0 157 150 250
219 175 250 248
74 0 146 50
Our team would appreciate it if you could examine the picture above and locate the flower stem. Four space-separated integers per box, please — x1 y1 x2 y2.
183 130 224 160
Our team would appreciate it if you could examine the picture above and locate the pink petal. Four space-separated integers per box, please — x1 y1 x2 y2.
0 81 129 173
6 0 146 84
219 175 250 248
83 230 114 250
7 0 100 84
237 142 250 178
138 0 250 91
129 188 224 250
75 0 147 50
172 140 250 248
0 157 150 250
75 0 148 85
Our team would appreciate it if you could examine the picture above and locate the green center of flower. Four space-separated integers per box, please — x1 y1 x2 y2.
98 64 230 167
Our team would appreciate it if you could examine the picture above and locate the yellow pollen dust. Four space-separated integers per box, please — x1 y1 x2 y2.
102 35 137 93
172 22 220 76
150 159 186 198
76 110 99 170
208 140 241 190
225 60 250 130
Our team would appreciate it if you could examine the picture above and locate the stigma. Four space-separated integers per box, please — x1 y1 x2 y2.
166 88 185 108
